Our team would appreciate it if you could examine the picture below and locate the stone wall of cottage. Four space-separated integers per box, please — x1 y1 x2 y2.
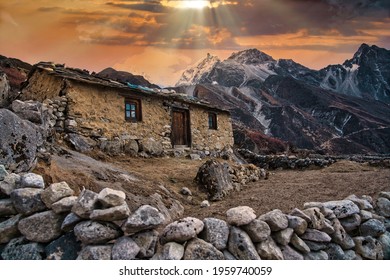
66 81 172 146
190 108 234 152
21 68 65 101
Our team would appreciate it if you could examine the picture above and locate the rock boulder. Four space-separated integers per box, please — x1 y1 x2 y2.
0 109 43 173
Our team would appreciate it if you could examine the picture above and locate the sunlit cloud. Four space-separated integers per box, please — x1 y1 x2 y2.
0 0 389 86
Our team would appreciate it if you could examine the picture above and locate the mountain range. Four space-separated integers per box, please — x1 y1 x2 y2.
175 44 390 154
1 44 389 155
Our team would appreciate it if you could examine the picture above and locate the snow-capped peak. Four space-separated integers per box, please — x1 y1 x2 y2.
227 48 275 65
176 53 220 86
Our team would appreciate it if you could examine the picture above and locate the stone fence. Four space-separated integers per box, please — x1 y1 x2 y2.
0 165 389 260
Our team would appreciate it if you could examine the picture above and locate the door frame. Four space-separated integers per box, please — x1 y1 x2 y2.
171 107 191 147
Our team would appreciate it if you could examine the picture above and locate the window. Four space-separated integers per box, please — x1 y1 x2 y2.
208 112 217 130
125 99 142 122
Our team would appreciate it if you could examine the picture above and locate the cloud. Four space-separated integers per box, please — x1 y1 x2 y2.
106 1 171 13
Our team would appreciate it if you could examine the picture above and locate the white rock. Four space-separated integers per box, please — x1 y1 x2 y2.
226 206 256 226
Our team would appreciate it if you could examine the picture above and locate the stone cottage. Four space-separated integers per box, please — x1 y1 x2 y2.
21 62 234 155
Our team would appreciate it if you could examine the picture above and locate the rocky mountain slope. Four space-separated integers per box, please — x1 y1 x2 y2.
97 67 160 89
176 45 390 154
0 55 32 86
319 44 390 103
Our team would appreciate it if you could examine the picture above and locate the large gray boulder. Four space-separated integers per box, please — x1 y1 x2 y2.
331 218 355 250
51 196 78 214
287 215 307 235
11 100 42 124
290 233 310 254
258 209 288 231
132 230 159 259
195 159 234 201
45 232 81 260
0 165 9 181
152 242 184 260
339 214 361 232
74 221 121 245
1 237 44 260
360 219 386 237
0 109 43 173
10 188 46 215
61 213 82 232
322 200 360 219
139 138 163 156
160 217 204 244
354 236 383 260
0 214 22 244
226 206 256 226
326 243 346 260
0 199 17 217
300 228 331 243
97 188 126 208
0 72 11 107
112 236 140 260
184 238 224 260
378 231 390 260
90 204 130 222
122 205 165 235
242 219 271 243
71 189 98 219
20 173 45 189
41 181 74 208
376 197 390 217
272 228 294 246
304 250 328 260
18 210 65 243
256 237 284 260
0 173 20 196
200 218 229 250
280 245 304 260
66 133 96 153
228 226 261 260
77 245 112 260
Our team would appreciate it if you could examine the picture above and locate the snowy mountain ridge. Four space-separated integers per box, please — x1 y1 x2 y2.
177 44 390 103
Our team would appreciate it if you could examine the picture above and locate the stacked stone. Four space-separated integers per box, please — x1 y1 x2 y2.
229 164 265 189
238 149 336 170
1 165 389 260
44 96 69 132
0 165 166 260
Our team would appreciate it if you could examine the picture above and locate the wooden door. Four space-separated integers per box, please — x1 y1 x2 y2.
172 109 190 146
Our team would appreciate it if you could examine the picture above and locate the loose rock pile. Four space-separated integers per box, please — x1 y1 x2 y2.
1 165 389 260
195 160 267 201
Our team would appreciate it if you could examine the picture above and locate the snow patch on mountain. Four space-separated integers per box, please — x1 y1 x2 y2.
176 53 220 86
253 103 271 135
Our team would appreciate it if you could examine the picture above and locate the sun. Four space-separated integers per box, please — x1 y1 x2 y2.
162 1 211 9
180 1 210 9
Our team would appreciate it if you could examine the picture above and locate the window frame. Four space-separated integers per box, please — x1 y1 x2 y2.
208 112 218 130
125 98 142 122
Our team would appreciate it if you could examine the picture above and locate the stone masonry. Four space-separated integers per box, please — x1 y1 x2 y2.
1 165 389 260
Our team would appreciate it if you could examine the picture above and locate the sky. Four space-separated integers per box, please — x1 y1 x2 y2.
1 0 390 86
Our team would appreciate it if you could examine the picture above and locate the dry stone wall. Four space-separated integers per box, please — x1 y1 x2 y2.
1 165 389 260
